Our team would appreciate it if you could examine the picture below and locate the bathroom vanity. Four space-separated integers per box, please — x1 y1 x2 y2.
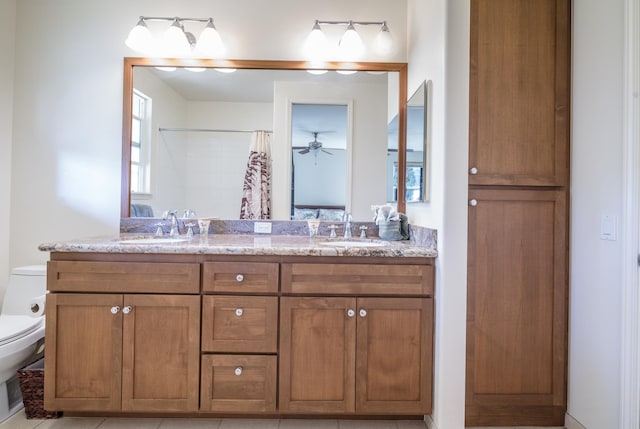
39 234 436 417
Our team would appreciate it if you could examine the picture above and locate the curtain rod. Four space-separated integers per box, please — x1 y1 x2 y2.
159 127 272 134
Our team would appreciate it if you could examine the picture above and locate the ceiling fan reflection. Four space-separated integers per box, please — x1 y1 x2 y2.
295 131 334 156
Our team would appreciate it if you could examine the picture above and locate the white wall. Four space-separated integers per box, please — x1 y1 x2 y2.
568 1 625 427
0 0 16 305
8 0 407 269
406 1 468 428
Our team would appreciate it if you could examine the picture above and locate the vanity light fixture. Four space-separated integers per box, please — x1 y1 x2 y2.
125 16 225 58
304 20 393 60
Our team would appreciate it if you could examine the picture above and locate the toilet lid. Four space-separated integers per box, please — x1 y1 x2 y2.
0 315 44 346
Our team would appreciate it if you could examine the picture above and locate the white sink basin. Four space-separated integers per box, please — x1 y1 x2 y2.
119 238 190 245
318 240 387 248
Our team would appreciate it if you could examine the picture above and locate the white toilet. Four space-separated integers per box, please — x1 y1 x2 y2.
0 265 47 422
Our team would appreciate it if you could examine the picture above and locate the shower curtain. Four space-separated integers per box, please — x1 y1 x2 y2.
240 131 272 219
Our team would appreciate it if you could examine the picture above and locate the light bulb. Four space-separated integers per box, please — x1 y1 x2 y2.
125 18 154 54
163 18 191 57
338 22 364 60
304 21 329 61
195 19 225 58
374 22 393 56
307 69 328 75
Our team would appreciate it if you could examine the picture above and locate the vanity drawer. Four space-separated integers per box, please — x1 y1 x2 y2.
202 295 278 353
202 262 278 294
200 354 277 413
281 263 434 296
47 261 200 293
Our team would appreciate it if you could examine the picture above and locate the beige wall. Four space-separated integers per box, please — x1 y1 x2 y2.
0 0 16 306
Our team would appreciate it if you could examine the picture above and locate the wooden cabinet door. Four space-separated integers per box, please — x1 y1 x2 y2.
121 295 200 412
355 297 433 414
469 0 570 186
279 297 356 413
466 189 567 426
44 293 123 411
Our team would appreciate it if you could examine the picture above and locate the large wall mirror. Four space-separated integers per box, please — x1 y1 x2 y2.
121 58 407 221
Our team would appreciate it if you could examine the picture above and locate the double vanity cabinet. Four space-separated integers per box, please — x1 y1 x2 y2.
41 241 434 418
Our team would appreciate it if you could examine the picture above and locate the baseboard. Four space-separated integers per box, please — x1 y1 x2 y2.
425 415 438 429
565 412 587 429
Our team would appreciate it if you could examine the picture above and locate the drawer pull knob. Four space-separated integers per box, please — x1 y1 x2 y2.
359 309 367 318
235 308 244 317
122 306 132 315
347 309 355 318
234 367 243 376
110 306 120 314
469 199 478 207
470 167 478 175
236 274 244 282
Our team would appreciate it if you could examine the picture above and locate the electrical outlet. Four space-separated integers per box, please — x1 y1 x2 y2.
254 222 272 234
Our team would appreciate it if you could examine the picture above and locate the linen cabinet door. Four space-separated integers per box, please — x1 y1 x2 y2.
279 297 356 413
121 295 200 412
466 189 567 426
469 0 570 186
355 297 433 414
44 294 123 411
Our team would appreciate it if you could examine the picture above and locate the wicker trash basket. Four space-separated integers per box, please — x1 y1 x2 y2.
16 359 61 419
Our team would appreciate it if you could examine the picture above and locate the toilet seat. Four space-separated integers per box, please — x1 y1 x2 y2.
0 315 43 347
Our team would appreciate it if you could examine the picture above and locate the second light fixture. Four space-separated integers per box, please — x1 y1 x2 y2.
304 20 393 61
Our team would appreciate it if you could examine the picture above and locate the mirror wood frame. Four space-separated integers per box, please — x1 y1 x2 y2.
121 57 408 218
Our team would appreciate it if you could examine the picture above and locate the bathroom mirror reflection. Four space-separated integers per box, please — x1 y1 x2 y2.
387 80 429 203
122 58 407 221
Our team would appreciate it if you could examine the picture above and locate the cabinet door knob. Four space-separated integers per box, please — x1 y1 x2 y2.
236 274 244 282
347 309 355 318
235 308 244 317
234 367 243 376
110 306 120 314
122 306 132 315
470 167 478 175
359 309 367 318
469 199 478 207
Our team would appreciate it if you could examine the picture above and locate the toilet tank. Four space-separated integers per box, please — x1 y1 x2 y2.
1 265 47 316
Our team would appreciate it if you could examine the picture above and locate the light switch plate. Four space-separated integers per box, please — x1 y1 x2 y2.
254 222 272 234
600 215 617 241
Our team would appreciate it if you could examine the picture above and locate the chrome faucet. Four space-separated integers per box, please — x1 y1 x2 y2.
163 210 181 237
343 212 352 239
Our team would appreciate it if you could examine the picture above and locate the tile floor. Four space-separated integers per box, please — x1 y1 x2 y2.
0 410 430 429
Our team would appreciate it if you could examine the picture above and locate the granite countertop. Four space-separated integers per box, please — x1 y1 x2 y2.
38 233 437 258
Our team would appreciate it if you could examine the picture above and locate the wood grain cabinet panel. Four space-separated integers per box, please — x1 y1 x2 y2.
356 297 433 414
279 297 357 414
202 295 278 353
203 262 278 294
122 295 200 412
44 293 200 413
469 0 570 186
466 189 567 425
47 261 200 293
281 263 433 296
44 294 123 411
200 355 277 413
279 296 433 415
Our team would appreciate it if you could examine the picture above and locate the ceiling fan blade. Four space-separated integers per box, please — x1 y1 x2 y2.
298 148 310 154
321 149 334 155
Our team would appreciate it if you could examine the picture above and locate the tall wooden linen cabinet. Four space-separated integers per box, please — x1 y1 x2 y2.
466 0 570 426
